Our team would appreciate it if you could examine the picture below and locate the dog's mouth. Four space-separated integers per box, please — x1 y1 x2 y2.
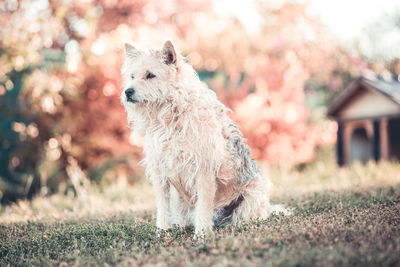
126 97 149 105
126 97 138 103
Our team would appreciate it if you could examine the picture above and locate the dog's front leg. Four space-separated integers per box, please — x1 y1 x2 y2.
153 180 171 230
194 173 216 237
169 186 191 227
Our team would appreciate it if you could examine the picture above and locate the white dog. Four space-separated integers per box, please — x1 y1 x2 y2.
121 40 286 237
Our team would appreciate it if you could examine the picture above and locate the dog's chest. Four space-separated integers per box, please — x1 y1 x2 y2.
143 134 197 200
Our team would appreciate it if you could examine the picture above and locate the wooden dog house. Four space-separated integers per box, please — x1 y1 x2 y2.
327 75 400 166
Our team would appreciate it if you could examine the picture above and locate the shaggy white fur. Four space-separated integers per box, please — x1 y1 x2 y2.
120 40 287 237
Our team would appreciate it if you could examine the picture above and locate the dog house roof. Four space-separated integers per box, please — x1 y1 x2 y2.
327 74 400 119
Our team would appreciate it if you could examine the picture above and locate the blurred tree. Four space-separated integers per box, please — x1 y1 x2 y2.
0 0 139 203
0 1 72 202
201 3 345 165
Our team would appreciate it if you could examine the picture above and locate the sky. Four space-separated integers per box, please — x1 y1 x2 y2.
309 0 398 39
214 0 400 60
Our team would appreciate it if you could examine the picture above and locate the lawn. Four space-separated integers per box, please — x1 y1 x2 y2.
1 160 400 266
1 184 399 266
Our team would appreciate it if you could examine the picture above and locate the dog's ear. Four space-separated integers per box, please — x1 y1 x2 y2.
124 42 141 59
162 40 177 65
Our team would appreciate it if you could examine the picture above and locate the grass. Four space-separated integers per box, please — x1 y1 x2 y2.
1 185 400 266
0 180 156 224
1 159 400 266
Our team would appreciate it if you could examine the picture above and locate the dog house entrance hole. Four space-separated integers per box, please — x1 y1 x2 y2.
389 118 400 160
350 127 373 164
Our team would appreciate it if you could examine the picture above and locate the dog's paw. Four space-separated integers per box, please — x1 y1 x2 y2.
157 227 170 238
271 204 293 216
193 227 214 241
156 228 166 238
156 219 171 231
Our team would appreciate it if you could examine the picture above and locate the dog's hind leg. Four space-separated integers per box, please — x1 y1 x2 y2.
231 175 290 224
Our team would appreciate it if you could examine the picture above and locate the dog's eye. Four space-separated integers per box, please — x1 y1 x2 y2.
131 74 135 79
146 72 156 79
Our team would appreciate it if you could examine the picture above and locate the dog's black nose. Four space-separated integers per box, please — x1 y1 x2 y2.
125 88 135 98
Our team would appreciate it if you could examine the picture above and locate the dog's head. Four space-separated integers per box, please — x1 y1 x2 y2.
120 40 180 109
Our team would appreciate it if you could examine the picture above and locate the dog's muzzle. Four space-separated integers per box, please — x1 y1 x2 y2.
124 88 137 103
